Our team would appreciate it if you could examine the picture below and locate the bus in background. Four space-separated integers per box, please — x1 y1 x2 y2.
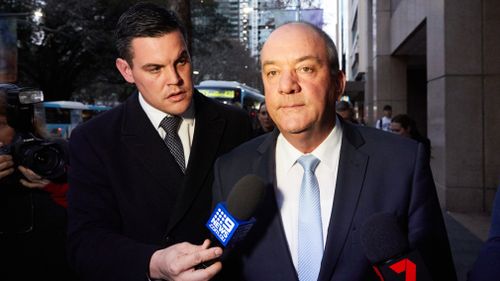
195 80 264 113
40 101 111 139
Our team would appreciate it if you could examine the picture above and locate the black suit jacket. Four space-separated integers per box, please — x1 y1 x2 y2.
213 119 457 281
67 91 252 281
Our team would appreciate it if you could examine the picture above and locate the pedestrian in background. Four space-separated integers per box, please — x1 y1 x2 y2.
390 113 431 161
375 104 392 131
336 100 359 124
67 3 252 281
253 101 275 136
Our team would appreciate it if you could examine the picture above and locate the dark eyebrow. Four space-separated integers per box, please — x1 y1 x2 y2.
141 63 163 70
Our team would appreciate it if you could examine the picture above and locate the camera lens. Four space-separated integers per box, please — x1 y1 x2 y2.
32 147 60 172
16 138 68 180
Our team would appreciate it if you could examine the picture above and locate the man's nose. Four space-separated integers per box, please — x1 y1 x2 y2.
278 71 300 95
165 65 181 85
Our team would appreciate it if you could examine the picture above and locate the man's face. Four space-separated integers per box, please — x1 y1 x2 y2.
0 115 15 145
115 30 193 115
261 24 343 137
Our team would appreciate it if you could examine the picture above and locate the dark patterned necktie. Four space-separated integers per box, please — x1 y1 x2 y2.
159 116 185 173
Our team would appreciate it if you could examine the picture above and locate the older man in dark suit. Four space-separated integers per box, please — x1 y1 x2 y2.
213 22 456 281
67 3 252 281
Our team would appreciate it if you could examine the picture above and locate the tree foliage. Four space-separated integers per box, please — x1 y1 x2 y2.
0 0 177 103
191 0 261 92
1 0 261 102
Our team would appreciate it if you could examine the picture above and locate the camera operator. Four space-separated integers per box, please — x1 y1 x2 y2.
0 87 75 281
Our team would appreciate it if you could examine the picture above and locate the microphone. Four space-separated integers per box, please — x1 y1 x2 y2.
197 174 266 268
360 213 432 281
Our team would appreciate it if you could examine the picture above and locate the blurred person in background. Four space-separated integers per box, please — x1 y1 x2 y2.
390 114 431 161
375 104 392 131
254 101 275 136
336 100 359 124
0 88 74 281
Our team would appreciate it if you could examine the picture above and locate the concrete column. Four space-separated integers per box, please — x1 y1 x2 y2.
483 0 500 211
428 0 500 212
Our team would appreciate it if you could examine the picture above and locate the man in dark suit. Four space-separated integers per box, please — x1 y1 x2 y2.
213 22 456 280
67 3 252 281
469 187 500 281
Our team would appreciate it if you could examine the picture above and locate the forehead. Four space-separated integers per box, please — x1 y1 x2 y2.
130 31 186 59
261 24 327 62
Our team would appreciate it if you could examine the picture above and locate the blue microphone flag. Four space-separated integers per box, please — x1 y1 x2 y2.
206 202 255 247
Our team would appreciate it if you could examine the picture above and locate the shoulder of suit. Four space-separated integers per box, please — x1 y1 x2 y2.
72 100 126 135
219 133 269 161
354 124 419 152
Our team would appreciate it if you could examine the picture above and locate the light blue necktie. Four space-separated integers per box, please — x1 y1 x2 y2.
297 154 323 281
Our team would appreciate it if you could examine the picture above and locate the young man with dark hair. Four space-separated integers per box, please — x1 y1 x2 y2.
67 3 252 281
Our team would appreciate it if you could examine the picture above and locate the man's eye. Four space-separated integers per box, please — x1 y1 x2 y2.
299 66 314 73
266 70 278 77
177 57 189 65
148 67 161 73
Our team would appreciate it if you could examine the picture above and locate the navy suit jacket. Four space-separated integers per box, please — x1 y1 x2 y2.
213 119 457 281
67 91 252 281
468 187 500 281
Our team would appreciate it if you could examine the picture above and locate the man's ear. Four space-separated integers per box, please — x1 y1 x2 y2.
115 58 135 83
335 70 346 99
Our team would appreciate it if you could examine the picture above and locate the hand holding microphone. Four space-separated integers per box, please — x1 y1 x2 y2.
147 174 266 280
197 174 266 268
360 213 433 281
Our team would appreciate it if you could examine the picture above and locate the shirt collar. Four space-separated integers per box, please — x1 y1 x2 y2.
138 92 195 129
277 115 343 171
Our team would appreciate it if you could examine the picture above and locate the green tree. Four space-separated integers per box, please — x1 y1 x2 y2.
0 0 186 103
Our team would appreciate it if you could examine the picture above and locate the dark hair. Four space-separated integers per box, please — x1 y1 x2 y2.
391 114 421 139
115 2 187 64
383 105 392 111
0 91 7 117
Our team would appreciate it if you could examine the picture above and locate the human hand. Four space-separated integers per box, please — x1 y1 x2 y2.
0 142 14 180
18 165 51 189
149 239 223 281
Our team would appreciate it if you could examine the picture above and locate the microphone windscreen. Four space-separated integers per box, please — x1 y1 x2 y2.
360 213 409 264
226 174 266 221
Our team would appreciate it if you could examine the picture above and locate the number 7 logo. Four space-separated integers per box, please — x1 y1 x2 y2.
389 258 416 281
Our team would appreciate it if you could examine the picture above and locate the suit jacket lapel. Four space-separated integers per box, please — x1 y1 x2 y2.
165 92 226 234
121 93 180 197
319 120 368 281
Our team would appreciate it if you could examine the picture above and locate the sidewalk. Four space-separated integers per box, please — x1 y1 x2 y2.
444 211 491 281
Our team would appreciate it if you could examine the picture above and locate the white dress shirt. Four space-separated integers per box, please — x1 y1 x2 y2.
138 93 195 168
275 116 343 268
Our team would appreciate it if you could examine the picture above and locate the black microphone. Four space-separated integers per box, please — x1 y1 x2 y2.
197 174 266 268
360 213 432 281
